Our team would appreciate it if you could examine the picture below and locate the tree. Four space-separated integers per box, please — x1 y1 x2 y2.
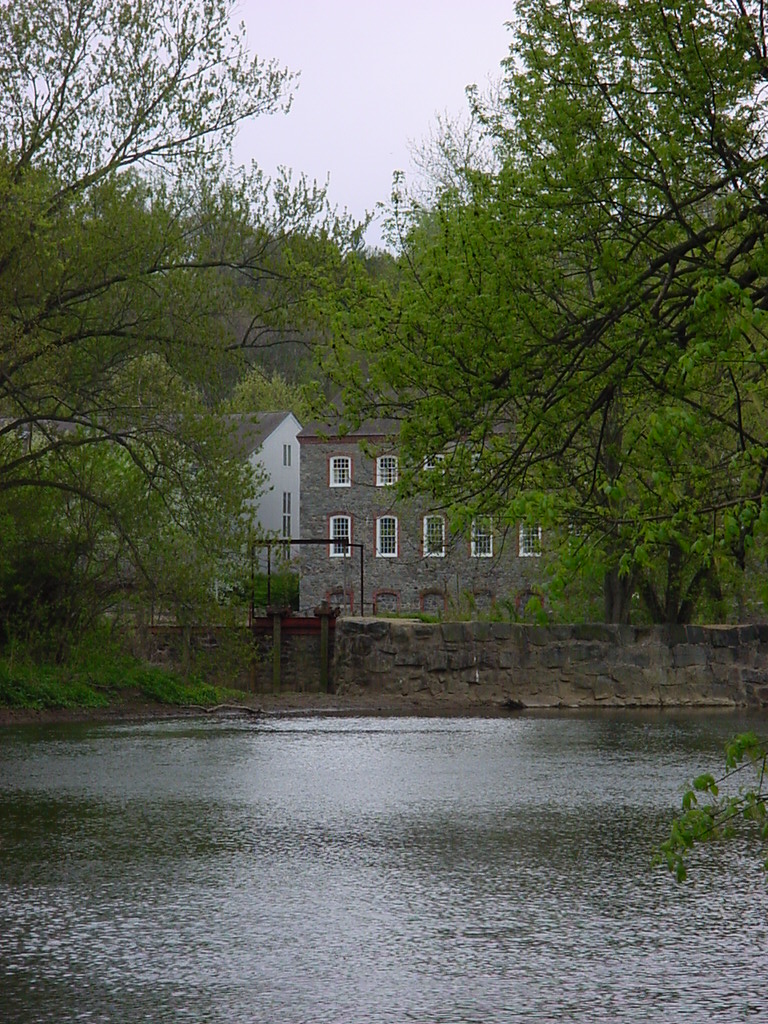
223 368 318 421
0 0 351 635
659 732 768 881
327 0 768 624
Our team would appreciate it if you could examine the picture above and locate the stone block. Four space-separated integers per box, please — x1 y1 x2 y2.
569 642 607 662
710 627 742 648
661 624 689 646
393 651 423 667
423 649 449 672
441 622 469 644
480 646 500 668
469 622 492 642
672 645 709 668
499 648 522 670
357 619 391 639
683 626 707 645
447 648 478 671
747 684 768 707
710 645 738 664
616 650 653 669
592 676 620 701
489 622 513 640
540 646 568 669
524 626 554 646
462 667 484 686
411 623 439 641
737 624 759 644
571 623 619 644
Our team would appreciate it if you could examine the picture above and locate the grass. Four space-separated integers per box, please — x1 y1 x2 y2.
0 638 241 711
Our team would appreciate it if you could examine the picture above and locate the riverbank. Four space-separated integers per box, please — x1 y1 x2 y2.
0 688 524 726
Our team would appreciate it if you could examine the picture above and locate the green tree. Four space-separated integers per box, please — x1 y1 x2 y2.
0 0 350 636
327 0 768 624
223 368 318 421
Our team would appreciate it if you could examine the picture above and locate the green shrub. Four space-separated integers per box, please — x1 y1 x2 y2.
0 625 239 710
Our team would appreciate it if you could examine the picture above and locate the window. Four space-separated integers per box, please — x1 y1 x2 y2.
423 453 445 471
283 443 292 467
326 587 354 614
373 590 400 615
376 454 398 486
420 589 447 615
471 518 493 558
330 515 352 557
330 455 351 487
282 492 291 538
423 515 446 557
519 523 542 557
376 516 398 557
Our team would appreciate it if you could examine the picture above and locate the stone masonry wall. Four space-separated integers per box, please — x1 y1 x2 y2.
146 625 331 694
298 431 545 616
333 619 768 708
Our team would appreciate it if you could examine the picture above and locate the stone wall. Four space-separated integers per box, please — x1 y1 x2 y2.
146 624 332 694
333 619 768 708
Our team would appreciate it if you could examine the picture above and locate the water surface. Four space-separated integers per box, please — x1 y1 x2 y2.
1 712 767 1022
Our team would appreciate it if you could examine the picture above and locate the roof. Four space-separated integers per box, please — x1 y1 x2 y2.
222 412 300 457
297 417 400 441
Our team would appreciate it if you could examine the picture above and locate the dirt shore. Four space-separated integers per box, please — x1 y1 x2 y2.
0 689 516 726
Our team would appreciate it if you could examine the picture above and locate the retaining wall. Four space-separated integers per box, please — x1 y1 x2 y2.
146 622 333 693
333 619 768 708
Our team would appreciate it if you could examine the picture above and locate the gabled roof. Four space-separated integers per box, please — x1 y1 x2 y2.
222 412 301 457
298 417 400 441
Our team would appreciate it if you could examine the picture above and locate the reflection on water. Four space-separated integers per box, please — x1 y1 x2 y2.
1 712 767 1023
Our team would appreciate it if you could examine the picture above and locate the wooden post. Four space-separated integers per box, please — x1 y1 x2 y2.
249 636 257 693
272 609 281 692
320 612 329 692
314 601 334 693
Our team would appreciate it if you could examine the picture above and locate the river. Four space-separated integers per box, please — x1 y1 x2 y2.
1 711 767 1023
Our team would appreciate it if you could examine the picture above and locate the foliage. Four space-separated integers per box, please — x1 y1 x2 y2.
0 628 237 709
250 571 300 611
132 669 225 708
0 660 110 709
325 0 768 624
0 410 260 656
659 732 768 882
223 369 319 421
0 0 354 638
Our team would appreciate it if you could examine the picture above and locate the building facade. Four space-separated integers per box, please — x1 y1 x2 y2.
225 412 301 563
297 421 545 616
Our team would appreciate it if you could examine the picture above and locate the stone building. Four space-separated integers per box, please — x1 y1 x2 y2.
297 420 545 616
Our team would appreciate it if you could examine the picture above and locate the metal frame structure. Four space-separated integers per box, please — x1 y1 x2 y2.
251 537 365 619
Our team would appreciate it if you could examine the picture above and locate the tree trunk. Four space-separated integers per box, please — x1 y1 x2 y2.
603 567 633 624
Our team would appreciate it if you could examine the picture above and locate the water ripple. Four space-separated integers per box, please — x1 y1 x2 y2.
1 712 767 1023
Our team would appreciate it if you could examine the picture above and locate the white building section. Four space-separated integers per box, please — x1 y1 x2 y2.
224 412 302 563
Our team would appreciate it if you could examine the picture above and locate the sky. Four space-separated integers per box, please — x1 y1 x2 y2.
231 2 515 248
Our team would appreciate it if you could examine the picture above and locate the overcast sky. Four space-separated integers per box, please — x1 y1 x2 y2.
231 2 515 248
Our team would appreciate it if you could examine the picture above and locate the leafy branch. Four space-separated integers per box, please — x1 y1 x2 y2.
658 731 768 881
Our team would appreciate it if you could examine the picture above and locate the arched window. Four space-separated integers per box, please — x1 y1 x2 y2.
373 590 400 615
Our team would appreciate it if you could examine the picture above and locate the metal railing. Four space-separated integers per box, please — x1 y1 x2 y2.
251 537 365 619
